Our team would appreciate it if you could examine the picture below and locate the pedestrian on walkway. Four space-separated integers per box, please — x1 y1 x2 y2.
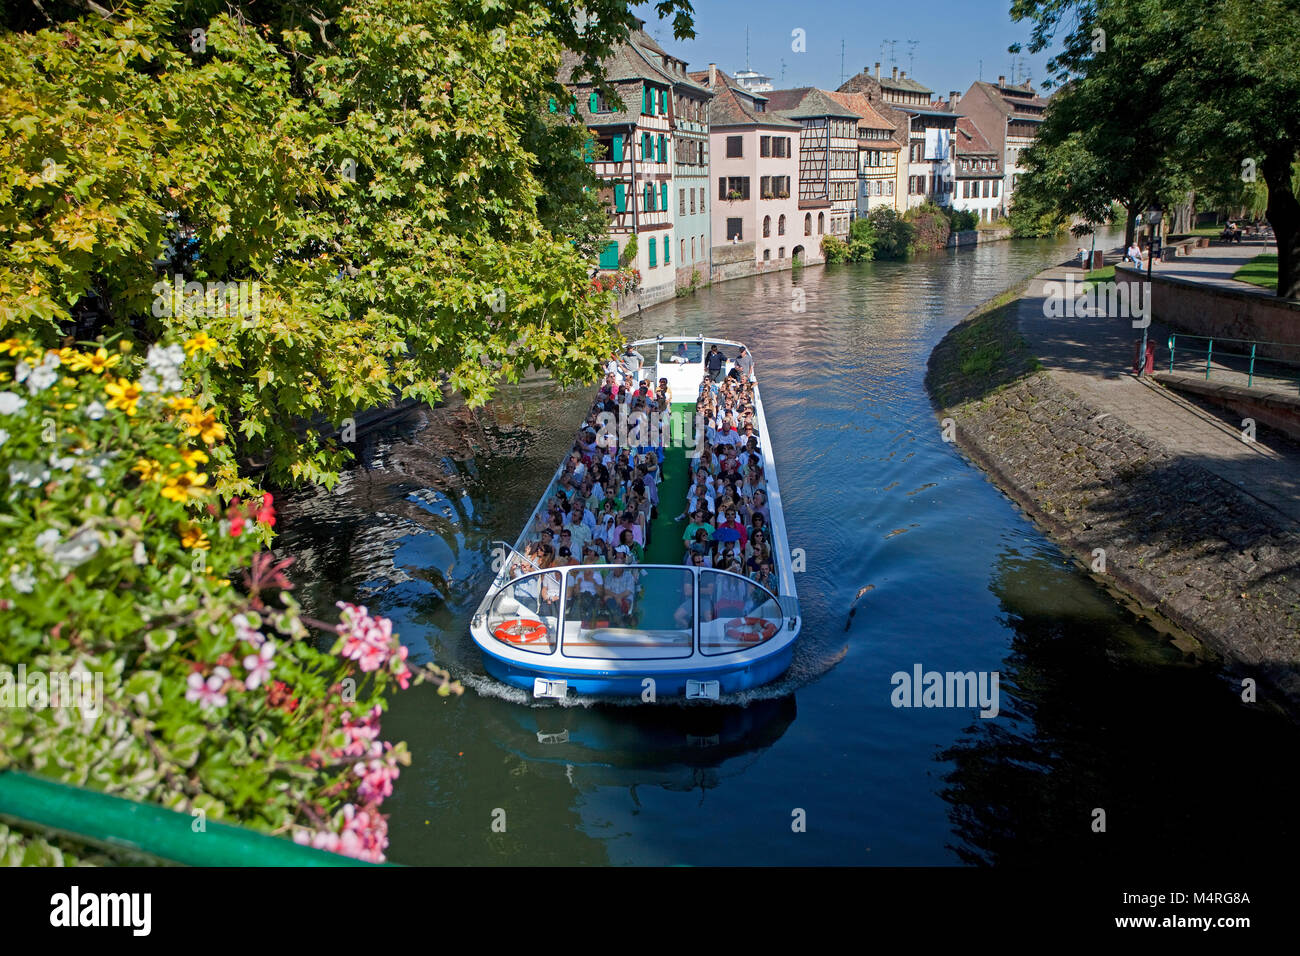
1077 247 1088 271
1126 241 1143 269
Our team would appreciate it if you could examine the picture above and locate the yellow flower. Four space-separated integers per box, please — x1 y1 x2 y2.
67 347 121 375
1 338 26 358
182 408 226 445
177 521 211 551
184 332 217 356
133 458 162 481
105 378 143 416
180 448 209 467
161 470 208 502
166 396 196 413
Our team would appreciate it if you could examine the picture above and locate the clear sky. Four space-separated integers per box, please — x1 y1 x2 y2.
640 0 1060 99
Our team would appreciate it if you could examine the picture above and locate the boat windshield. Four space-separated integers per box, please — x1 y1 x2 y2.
562 566 694 660
485 565 782 660
662 340 705 364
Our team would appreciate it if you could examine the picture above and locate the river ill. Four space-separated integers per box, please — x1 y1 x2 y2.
277 232 1300 866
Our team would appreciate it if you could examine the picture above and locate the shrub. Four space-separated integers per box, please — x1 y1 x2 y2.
867 207 915 259
948 208 979 232
0 336 457 865
905 201 952 252
820 234 850 264
846 218 878 262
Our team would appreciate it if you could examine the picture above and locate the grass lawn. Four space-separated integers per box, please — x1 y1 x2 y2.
1233 254 1277 292
1080 264 1114 293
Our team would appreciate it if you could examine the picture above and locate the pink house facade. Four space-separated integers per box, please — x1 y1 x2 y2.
692 66 811 274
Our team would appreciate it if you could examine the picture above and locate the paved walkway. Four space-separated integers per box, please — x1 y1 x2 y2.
1140 236 1276 293
1018 262 1300 526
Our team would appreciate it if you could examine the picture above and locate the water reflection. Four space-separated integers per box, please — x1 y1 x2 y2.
274 232 1300 865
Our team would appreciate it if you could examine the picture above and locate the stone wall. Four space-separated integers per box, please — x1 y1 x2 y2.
1114 266 1300 363
928 297 1300 706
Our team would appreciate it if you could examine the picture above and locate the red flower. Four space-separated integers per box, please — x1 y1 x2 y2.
256 492 276 527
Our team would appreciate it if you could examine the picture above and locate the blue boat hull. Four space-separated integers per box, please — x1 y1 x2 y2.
480 644 795 698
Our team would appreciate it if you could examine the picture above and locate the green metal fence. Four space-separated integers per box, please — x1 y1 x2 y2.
0 771 383 866
1166 333 1300 394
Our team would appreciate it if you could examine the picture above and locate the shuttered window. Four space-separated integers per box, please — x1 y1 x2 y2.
614 182 626 212
648 236 657 267
611 134 624 162
664 233 670 264
598 241 619 269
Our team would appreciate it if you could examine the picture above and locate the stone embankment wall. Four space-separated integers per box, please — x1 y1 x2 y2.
1114 267 1300 363
927 293 1300 706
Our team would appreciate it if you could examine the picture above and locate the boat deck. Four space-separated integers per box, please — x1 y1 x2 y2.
641 401 694 568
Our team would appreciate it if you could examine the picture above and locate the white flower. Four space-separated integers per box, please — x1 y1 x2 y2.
84 454 112 486
34 529 60 551
0 392 26 415
19 353 60 395
9 565 35 594
8 461 49 488
0 429 8 448
49 452 76 471
51 527 102 568
132 540 147 565
140 343 185 394
86 400 106 420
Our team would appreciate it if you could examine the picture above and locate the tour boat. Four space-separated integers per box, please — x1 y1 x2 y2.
469 336 801 701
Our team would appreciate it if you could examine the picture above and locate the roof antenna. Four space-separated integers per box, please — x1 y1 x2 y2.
746 26 750 72
906 39 919 75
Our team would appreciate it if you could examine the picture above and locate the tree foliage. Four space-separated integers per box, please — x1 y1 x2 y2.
1010 0 1300 297
0 1 698 487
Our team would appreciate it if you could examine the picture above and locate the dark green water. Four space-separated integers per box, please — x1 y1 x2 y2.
277 233 1300 866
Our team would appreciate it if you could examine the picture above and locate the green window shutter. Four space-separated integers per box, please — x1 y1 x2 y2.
589 92 599 113
648 236 657 267
548 97 556 113
660 182 668 210
614 182 626 212
664 233 671 264
642 85 648 114
599 240 620 269
612 134 623 162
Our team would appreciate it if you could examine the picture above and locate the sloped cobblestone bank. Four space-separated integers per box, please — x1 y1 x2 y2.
927 290 1300 708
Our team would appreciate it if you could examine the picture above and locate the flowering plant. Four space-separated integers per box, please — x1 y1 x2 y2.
0 336 458 865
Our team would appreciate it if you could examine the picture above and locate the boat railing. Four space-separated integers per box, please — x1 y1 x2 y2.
477 563 793 660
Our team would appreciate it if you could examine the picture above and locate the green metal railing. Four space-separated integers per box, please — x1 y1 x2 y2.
1166 333 1300 394
0 771 382 866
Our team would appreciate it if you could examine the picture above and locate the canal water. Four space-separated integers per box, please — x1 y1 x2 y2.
277 232 1300 866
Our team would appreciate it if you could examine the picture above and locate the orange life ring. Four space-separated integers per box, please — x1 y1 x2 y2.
724 616 778 643
494 618 548 645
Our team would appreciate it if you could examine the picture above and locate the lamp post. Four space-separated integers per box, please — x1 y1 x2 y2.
1138 206 1162 376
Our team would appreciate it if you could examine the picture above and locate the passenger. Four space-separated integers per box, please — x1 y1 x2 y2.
618 528 644 564
704 344 725 380
658 377 673 404
682 508 715 546
670 341 690 364
672 577 696 628
717 507 748 551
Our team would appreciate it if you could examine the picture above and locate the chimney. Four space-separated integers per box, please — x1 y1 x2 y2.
875 61 881 80
952 91 961 106
892 66 898 80
998 75 1005 86
709 63 717 88
949 91 958 107
899 71 907 80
